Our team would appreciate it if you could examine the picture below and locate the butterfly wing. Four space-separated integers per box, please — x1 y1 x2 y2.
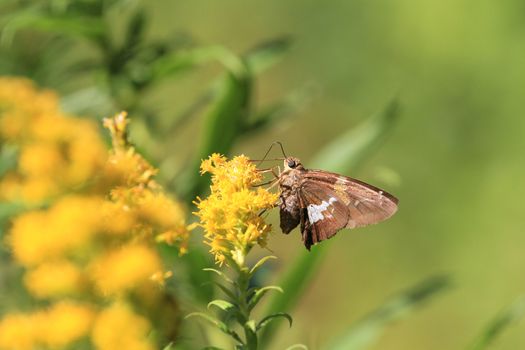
298 181 351 249
298 170 398 249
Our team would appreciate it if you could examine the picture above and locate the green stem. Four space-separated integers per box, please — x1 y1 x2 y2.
234 261 258 350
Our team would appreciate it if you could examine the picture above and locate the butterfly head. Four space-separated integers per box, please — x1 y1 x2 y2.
284 157 304 171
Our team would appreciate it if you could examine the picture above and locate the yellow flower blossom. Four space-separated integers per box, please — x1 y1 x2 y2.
24 260 85 298
0 78 107 203
92 302 154 350
0 302 93 350
90 244 162 295
194 154 278 265
0 313 38 350
38 302 94 347
9 196 103 266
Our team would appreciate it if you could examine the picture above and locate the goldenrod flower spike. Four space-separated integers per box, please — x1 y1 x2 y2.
191 154 291 350
194 153 278 266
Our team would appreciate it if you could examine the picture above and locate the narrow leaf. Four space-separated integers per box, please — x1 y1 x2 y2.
185 312 243 343
248 286 284 311
245 36 292 74
257 312 293 332
468 297 525 350
207 299 236 312
181 63 251 201
210 281 237 300
203 268 234 284
249 256 277 275
152 46 245 81
310 99 400 172
242 85 314 135
1 13 106 46
326 275 450 350
178 249 215 304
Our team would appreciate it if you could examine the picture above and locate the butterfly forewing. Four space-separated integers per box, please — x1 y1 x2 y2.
303 170 398 228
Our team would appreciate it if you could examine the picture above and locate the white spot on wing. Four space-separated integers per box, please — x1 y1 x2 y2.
307 197 337 223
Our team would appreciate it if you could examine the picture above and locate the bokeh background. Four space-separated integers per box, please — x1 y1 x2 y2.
1 1 525 349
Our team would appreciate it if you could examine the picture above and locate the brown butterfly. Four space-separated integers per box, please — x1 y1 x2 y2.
275 156 398 250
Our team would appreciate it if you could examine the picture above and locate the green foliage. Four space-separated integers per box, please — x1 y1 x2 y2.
468 297 525 350
189 255 290 350
327 276 450 350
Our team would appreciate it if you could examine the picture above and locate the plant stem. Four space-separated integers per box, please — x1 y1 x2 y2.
234 261 258 350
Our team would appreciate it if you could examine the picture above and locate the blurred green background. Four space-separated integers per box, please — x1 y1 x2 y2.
2 0 525 349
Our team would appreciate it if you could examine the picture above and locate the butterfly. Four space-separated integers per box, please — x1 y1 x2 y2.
277 156 398 250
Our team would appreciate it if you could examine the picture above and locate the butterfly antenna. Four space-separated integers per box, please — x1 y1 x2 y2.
276 141 287 158
256 141 287 166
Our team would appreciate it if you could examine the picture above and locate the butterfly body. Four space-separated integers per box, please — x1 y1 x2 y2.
278 157 398 250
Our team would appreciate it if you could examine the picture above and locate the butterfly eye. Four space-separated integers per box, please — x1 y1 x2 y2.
287 159 296 168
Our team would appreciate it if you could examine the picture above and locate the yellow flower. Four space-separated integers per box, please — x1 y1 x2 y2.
0 313 38 350
0 302 93 350
92 302 154 350
39 302 94 347
90 244 162 295
24 260 85 298
0 78 107 203
8 196 103 266
101 200 136 236
194 154 278 265
18 143 64 177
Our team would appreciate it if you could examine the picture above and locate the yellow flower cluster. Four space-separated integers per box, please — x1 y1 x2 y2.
195 154 278 265
0 77 106 202
0 79 189 349
92 302 154 350
0 302 94 350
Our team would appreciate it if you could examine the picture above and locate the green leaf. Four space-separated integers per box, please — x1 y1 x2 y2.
162 342 175 350
249 255 277 275
310 99 400 172
257 312 293 332
125 9 147 50
207 299 236 312
248 286 284 311
326 275 450 350
181 61 251 202
258 247 326 349
245 319 257 333
185 312 243 343
259 100 400 349
1 12 106 46
203 268 234 284
152 46 246 81
245 36 292 74
242 85 315 135
178 249 215 304
210 281 237 300
468 297 525 350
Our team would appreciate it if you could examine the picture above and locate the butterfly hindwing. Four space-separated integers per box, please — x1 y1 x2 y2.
298 181 351 249
303 170 398 228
